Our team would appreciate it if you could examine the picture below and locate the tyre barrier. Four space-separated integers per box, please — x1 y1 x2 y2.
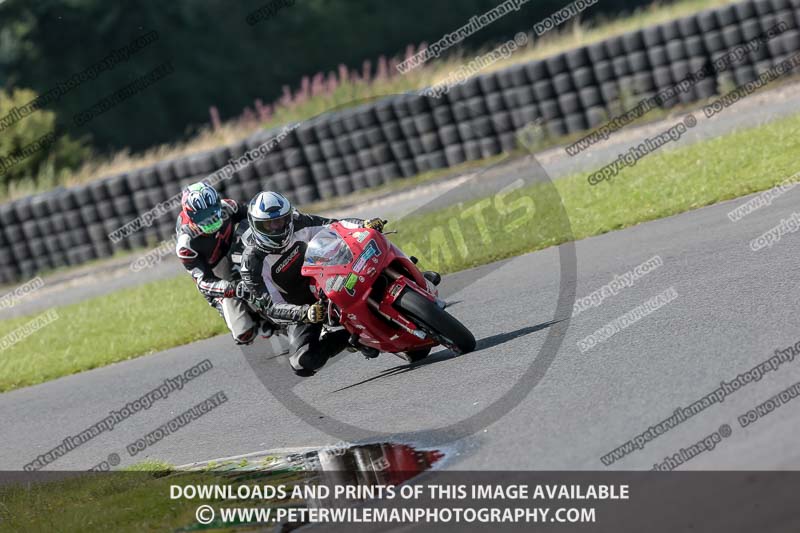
1 0 799 284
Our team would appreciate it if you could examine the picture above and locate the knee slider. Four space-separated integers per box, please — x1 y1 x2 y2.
289 346 323 372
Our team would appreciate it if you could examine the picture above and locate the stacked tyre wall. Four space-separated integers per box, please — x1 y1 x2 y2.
1 0 799 284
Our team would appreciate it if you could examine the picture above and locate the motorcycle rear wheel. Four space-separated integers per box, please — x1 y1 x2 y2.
395 289 476 354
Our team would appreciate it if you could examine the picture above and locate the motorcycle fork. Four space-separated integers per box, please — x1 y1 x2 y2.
367 272 430 341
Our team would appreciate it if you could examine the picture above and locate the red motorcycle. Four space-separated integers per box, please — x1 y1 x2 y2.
301 222 476 362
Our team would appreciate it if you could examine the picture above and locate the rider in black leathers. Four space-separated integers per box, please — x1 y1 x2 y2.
238 191 377 375
240 191 440 376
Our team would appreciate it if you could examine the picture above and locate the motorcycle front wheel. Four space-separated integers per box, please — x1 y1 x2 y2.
395 289 476 354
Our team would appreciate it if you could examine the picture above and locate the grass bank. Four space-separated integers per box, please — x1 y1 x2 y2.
0 276 227 392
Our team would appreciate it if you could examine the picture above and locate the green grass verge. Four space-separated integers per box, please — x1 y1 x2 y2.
0 276 226 392
0 466 305 533
2 111 799 392
392 112 800 273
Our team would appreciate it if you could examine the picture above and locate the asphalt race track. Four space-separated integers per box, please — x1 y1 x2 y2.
3 173 800 472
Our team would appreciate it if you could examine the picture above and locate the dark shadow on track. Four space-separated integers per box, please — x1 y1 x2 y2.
330 318 568 393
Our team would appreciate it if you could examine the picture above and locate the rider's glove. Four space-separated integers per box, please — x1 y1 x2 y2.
306 301 325 323
363 218 386 233
252 294 270 313
234 280 253 301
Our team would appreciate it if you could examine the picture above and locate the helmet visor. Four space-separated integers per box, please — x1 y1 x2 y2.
253 212 291 239
191 205 223 234
197 213 223 234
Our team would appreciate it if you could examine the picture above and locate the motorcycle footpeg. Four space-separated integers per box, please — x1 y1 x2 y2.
423 271 441 286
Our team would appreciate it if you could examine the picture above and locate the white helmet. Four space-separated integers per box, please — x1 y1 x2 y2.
248 191 294 252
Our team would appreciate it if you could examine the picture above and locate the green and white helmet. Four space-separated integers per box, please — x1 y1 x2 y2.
181 182 223 234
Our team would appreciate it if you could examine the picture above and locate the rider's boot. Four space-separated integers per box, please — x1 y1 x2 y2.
234 327 257 346
409 256 441 286
423 271 441 286
421 271 446 308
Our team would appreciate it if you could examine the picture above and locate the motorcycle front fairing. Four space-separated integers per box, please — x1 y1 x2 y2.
301 224 438 354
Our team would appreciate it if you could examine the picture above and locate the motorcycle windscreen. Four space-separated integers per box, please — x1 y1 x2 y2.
304 228 353 266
